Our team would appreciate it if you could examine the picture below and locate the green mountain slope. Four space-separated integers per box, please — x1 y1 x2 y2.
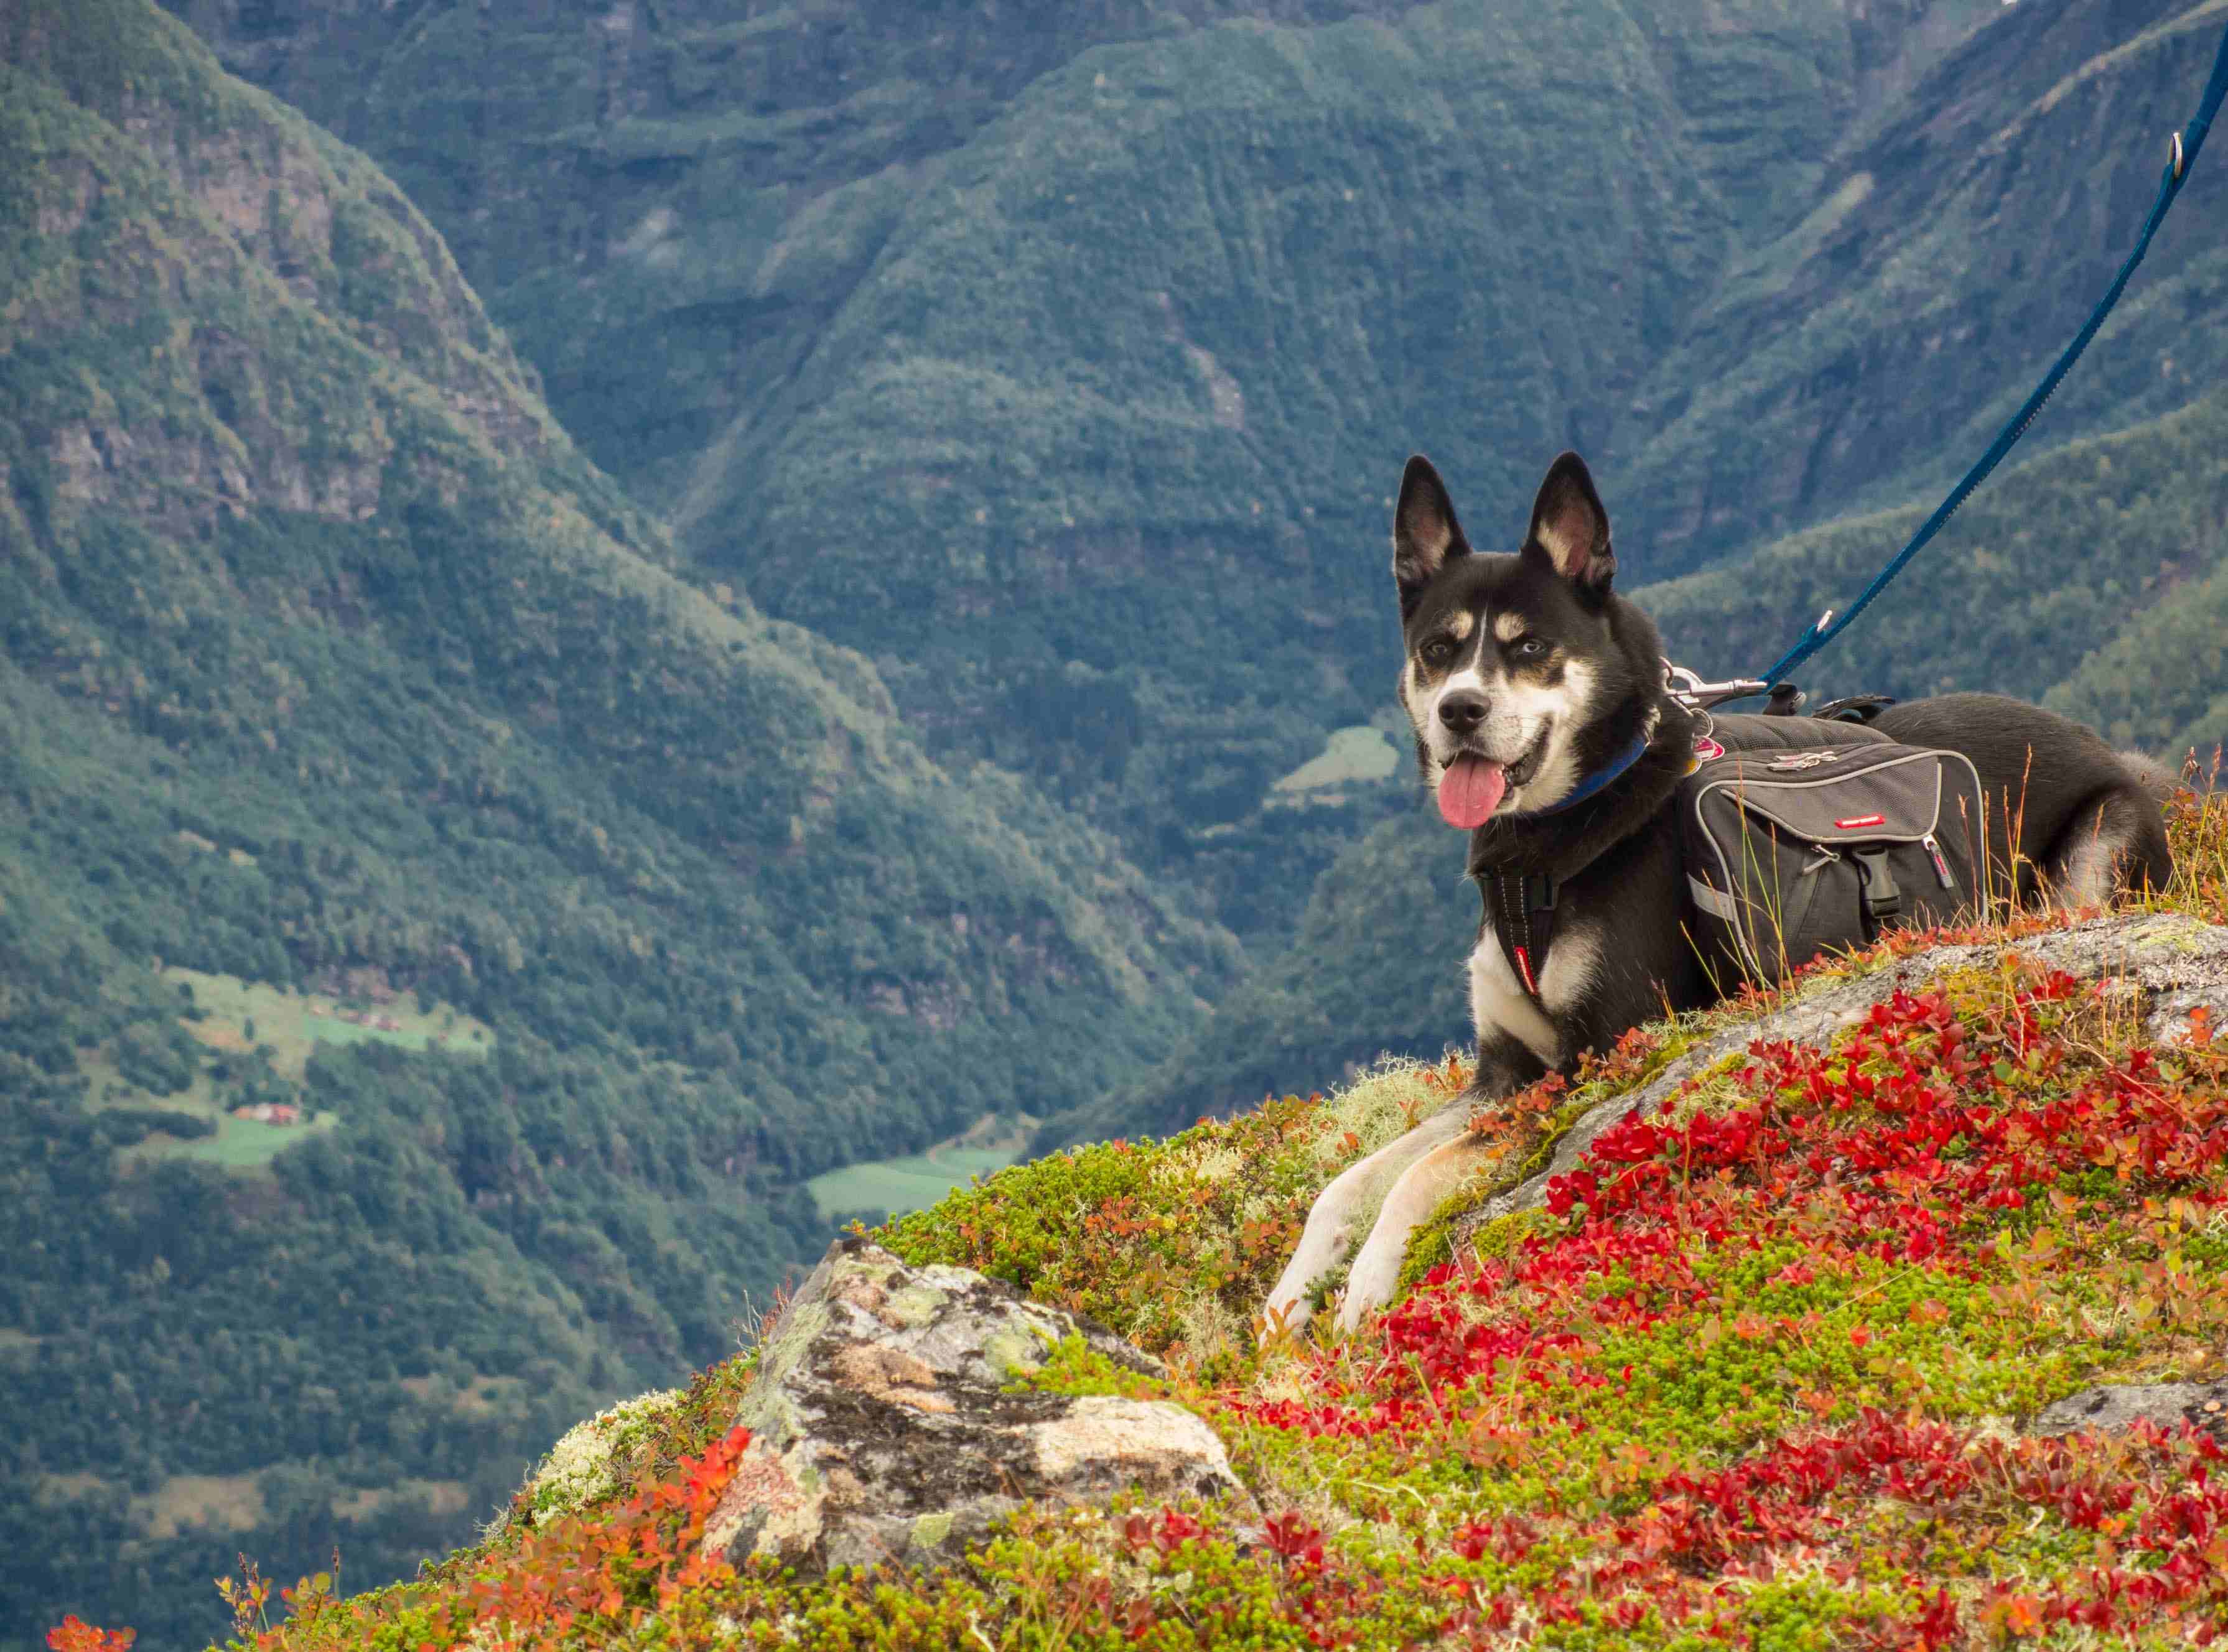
161 0 2008 939
1610 0 2228 576
2046 562 2228 761
154 0 1470 521
1078 381 2228 1144
0 3 1234 1644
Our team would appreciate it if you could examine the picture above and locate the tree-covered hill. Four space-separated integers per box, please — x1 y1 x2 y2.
0 2 1235 1643
159 0 2227 946
164 0 2030 937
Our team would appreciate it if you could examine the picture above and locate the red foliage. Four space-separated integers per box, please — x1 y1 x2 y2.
47 1620 133 1652
1121 1505 1205 1558
1263 1510 1326 1568
445 1424 753 1643
1226 971 2228 1639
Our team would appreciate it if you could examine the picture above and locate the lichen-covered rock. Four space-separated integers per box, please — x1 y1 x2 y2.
516 1388 683 1528
702 1237 1249 1573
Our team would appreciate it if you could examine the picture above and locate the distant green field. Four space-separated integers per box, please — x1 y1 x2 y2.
806 1148 1020 1221
98 969 496 1173
1272 725 1400 796
160 1110 340 1169
164 967 495 1080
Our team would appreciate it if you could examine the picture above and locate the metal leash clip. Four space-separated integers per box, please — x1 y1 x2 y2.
1663 661 1771 712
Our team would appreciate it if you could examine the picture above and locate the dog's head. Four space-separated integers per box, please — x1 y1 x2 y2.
1392 451 1657 828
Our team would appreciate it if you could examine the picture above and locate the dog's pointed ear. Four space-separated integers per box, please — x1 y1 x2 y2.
1525 451 1616 595
1392 455 1468 615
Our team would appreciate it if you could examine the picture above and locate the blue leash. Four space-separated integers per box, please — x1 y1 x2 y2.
1759 16 2228 691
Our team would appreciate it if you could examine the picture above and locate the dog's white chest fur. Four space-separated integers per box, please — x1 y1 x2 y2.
1466 919 1598 1066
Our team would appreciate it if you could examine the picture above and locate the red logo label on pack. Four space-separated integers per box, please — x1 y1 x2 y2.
1692 736 1725 761
1834 813 1886 830
1766 749 1850 771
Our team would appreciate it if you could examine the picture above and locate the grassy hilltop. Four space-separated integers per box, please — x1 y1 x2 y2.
58 784 2228 1650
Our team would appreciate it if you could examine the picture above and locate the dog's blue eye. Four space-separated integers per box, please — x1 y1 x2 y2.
1422 639 1456 663
1516 637 1547 657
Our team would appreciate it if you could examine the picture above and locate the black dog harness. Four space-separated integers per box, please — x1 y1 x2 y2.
1468 728 1651 996
1466 725 1666 1002
1480 868 1559 998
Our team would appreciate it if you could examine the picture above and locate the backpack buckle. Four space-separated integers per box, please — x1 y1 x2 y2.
1851 848 1903 935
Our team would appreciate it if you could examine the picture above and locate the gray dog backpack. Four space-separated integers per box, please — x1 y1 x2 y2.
1679 730 1987 986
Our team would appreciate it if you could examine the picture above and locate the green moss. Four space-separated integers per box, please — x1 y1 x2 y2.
1468 1209 1544 1260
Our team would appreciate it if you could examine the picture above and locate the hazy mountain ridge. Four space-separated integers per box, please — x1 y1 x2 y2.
161 0 2012 943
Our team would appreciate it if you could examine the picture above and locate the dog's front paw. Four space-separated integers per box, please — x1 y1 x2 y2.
1331 1128 1501 1332
1259 1099 1481 1343
1335 1223 1405 1333
1258 1250 1335 1344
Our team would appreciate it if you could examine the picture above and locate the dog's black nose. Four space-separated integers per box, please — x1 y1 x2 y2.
1438 689 1488 734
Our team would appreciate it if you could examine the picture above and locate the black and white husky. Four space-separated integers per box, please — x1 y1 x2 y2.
1262 451 2174 1336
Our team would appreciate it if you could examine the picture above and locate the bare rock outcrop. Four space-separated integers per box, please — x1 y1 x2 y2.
704 1237 1248 1574
2031 1379 2228 1441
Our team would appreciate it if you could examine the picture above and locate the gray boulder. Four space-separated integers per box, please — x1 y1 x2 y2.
2031 1380 2228 1441
702 1236 1249 1573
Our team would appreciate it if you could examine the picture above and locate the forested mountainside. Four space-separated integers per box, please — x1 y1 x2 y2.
0 3 1233 1645
1073 379 2228 1147
165 0 2023 939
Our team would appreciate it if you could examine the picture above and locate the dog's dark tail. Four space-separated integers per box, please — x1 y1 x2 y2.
2112 752 2201 801
2118 749 2183 803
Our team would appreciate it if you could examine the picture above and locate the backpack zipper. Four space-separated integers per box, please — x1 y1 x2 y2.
1921 833 1954 889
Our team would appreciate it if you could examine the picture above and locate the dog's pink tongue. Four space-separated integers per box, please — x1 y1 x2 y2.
1437 756 1508 829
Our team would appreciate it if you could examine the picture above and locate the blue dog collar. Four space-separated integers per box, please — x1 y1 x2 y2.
1534 730 1651 815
